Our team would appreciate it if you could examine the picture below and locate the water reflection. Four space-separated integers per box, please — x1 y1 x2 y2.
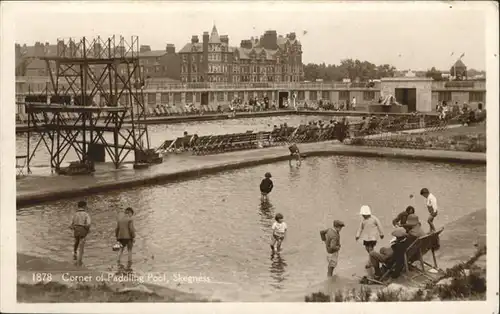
259 199 275 225
269 253 288 289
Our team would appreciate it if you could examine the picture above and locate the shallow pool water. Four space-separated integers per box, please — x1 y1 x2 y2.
16 156 486 301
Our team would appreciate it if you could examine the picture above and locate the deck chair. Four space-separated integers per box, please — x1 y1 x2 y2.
379 227 444 282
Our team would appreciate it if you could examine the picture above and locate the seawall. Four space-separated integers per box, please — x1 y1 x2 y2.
16 142 485 208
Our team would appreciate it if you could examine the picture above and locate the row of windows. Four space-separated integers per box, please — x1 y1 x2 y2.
181 65 303 75
438 91 485 102
143 90 372 105
181 53 301 64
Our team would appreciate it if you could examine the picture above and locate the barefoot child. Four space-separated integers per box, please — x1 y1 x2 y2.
270 213 287 254
260 172 274 202
70 201 91 266
116 207 136 270
355 205 384 255
320 220 345 277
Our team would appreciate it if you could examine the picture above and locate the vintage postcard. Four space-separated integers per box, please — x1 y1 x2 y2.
1 1 498 313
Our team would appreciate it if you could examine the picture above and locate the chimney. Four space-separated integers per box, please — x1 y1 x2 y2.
166 44 175 54
202 31 209 81
240 40 252 49
34 42 45 56
263 30 278 50
140 45 151 53
191 35 199 44
220 35 228 44
15 44 21 58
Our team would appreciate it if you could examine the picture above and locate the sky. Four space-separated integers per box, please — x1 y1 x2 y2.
7 1 490 71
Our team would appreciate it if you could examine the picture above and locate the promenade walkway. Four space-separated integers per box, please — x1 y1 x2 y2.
15 109 438 133
16 141 485 207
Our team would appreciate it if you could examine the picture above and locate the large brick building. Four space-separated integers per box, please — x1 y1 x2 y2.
15 42 180 81
178 25 304 83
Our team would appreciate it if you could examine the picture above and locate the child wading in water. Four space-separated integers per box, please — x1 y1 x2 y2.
260 172 274 202
115 207 136 270
355 205 384 267
270 213 287 254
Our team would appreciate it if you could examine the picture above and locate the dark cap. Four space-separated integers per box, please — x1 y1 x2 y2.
77 201 87 208
265 172 272 178
125 207 134 215
420 188 429 195
333 220 345 227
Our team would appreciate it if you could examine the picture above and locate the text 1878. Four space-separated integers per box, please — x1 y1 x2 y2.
32 273 52 282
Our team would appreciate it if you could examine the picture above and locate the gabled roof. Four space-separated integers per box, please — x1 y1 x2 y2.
178 43 203 54
454 59 466 68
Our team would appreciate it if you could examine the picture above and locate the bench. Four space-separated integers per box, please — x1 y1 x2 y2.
380 227 444 282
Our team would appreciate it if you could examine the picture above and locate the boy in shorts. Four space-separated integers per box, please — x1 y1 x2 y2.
70 201 91 266
115 207 136 269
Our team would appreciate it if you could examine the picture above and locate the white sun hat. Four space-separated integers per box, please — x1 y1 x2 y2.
359 205 372 215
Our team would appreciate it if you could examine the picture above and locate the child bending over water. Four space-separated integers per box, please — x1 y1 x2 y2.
271 213 287 254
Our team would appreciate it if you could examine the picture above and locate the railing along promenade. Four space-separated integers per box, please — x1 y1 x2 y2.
15 78 379 95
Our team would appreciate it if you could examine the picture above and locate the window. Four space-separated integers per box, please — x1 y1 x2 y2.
161 93 169 103
195 92 201 102
322 91 330 100
147 93 156 104
438 91 452 102
185 92 193 103
182 65 187 73
182 55 187 62
228 92 234 101
210 92 215 101
469 92 484 102
363 91 375 101
200 55 204 63
298 91 305 100
173 93 181 103
192 64 197 73
339 91 350 101
309 91 317 101
191 55 196 62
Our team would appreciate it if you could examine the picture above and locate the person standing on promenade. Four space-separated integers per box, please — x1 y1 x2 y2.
420 188 438 232
320 220 345 277
115 207 136 270
70 201 91 266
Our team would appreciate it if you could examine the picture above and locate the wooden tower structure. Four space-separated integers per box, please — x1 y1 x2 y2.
24 35 160 174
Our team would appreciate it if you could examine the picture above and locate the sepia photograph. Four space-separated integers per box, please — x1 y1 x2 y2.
0 1 498 313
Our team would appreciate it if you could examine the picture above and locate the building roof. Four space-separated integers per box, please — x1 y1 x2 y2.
140 50 167 58
178 43 203 54
209 25 221 43
453 59 466 68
